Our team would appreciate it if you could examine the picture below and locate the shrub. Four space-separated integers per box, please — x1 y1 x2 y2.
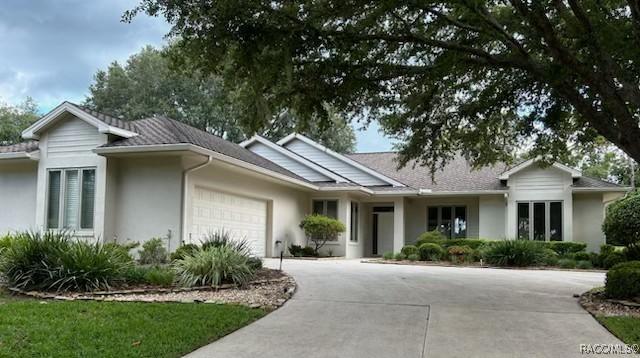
443 239 488 250
143 266 175 287
289 244 303 257
201 231 252 257
104 242 139 261
0 231 132 292
482 240 546 267
173 245 255 287
170 244 200 261
419 243 445 261
122 266 150 285
544 242 587 256
448 245 473 263
603 190 640 248
558 258 577 269
138 238 168 265
572 252 592 261
542 249 560 266
246 257 263 271
407 254 419 261
301 246 316 257
415 230 446 247
394 252 407 261
625 244 640 261
401 245 419 257
299 214 346 255
383 251 395 260
605 261 640 299
576 260 593 270
603 251 627 269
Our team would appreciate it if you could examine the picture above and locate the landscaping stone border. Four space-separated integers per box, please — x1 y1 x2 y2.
361 258 608 273
7 273 296 310
580 288 640 318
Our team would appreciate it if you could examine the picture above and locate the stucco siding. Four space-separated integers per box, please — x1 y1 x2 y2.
0 162 38 234
187 162 310 257
404 196 480 244
109 157 183 250
247 142 331 182
284 139 388 186
478 195 507 239
573 193 606 252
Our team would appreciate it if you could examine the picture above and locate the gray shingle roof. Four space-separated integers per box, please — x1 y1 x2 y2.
0 141 39 153
68 102 136 132
347 152 624 191
101 116 307 182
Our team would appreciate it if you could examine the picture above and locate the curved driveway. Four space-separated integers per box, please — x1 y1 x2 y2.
187 259 628 358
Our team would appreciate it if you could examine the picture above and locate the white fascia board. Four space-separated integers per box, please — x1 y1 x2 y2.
277 133 406 187
22 102 138 140
0 150 40 161
242 135 350 183
498 159 581 180
94 143 318 190
418 190 509 196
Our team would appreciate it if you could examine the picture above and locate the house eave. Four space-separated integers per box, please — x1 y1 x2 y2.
571 187 631 193
0 151 40 161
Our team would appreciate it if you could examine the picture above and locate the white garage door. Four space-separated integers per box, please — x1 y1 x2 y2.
190 186 267 257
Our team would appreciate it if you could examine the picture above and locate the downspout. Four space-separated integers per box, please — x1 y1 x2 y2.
179 155 213 248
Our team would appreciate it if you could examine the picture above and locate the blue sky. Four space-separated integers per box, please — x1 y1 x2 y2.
0 0 393 152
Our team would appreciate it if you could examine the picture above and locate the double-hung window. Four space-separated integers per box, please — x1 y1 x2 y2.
427 206 467 238
312 199 338 219
47 168 96 230
517 201 563 241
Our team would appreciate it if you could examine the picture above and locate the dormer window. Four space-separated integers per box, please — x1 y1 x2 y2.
47 168 96 230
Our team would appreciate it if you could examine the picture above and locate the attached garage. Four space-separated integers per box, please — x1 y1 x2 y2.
190 186 268 257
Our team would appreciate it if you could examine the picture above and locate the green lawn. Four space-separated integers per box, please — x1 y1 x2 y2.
597 316 640 346
0 292 265 358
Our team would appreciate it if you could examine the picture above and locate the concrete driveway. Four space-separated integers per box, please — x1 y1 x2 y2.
186 259 629 358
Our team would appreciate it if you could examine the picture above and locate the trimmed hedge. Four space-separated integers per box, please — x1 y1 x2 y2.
401 245 419 257
415 230 446 247
419 243 445 261
605 261 640 299
442 239 488 250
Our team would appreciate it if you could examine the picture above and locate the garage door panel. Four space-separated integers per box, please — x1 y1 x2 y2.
190 187 267 257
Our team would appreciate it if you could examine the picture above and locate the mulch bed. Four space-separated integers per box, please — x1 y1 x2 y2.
6 268 296 311
580 289 640 318
361 258 607 272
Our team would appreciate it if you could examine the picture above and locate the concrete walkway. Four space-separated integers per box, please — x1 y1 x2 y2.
186 259 630 358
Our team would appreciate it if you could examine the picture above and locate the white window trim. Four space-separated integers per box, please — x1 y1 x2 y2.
46 167 96 232
516 201 563 242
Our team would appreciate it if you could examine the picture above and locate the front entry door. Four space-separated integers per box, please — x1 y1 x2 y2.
372 207 394 256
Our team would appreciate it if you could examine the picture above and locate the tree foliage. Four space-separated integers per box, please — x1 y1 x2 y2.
299 214 346 254
127 1 640 171
603 190 640 248
0 98 39 145
86 45 356 152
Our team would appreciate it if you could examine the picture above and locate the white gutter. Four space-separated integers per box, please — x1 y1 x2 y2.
572 187 631 192
180 155 213 249
0 151 40 161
